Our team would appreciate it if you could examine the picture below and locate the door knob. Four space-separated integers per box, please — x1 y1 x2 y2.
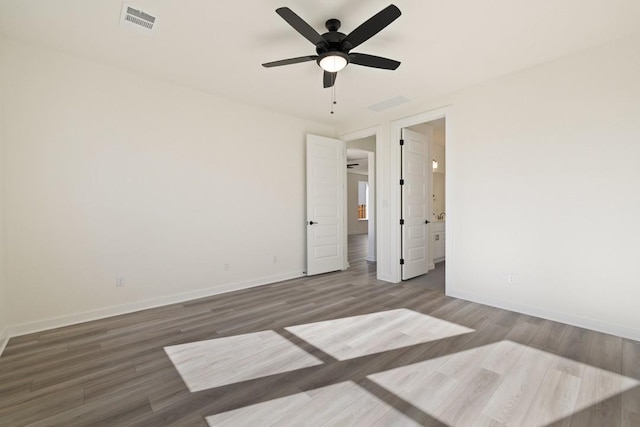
309 221 316 225
425 220 430 224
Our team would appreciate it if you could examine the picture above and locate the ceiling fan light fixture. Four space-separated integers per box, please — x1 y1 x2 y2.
318 52 349 72
265 5 402 88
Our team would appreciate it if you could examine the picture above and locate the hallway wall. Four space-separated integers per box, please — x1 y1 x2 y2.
347 173 368 235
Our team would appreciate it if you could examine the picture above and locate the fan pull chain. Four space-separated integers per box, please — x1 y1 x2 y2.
330 84 337 114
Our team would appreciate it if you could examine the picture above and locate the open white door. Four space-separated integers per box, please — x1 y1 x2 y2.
306 134 346 276
401 128 431 280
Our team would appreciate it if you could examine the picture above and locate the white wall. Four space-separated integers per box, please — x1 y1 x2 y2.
446 35 640 339
366 152 376 262
433 174 445 218
433 138 445 218
347 172 368 235
342 34 640 340
3 30 640 345
1 39 333 332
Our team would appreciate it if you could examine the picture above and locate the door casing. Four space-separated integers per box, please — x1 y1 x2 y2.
388 107 452 285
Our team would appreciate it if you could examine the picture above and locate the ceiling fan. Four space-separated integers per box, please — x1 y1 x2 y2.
262 5 402 88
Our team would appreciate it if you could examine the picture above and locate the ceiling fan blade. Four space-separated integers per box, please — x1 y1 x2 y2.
262 56 318 68
323 71 337 88
276 7 327 48
342 5 401 50
349 53 400 70
342 4 402 49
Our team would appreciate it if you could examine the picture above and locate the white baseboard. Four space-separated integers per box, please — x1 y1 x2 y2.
366 256 377 262
0 328 8 356
8 273 635 358
447 287 640 342
3 271 304 349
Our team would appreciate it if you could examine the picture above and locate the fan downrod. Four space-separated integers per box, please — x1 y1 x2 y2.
325 19 341 32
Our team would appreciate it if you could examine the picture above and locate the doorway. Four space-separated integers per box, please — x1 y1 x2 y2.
346 138 376 267
305 126 380 281
399 117 446 285
305 130 379 277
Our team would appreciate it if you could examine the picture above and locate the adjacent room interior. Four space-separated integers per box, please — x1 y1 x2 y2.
1 1 639 425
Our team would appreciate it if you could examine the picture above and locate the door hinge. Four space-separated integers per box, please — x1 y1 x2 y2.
400 179 405 185
400 258 405 265
399 139 404 146
400 219 404 225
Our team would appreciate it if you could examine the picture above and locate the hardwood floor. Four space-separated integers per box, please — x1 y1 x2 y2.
0 234 638 426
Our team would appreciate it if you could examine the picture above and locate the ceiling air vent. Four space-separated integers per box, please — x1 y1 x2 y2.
120 3 156 33
368 96 410 112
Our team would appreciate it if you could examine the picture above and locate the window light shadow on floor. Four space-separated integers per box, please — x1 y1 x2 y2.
163 309 639 426
285 308 475 360
368 340 640 426
205 381 419 426
164 330 323 391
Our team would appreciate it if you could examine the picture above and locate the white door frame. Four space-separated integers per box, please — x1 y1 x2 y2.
340 125 384 277
388 106 452 285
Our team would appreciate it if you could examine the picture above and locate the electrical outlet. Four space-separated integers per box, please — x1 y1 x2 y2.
224 263 229 271
507 274 515 284
116 276 125 287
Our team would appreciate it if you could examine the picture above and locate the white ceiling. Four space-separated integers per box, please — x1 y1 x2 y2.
2 1 640 128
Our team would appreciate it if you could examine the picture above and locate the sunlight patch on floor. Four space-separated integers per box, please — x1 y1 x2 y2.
205 381 420 426
164 330 322 391
368 340 640 427
286 308 474 360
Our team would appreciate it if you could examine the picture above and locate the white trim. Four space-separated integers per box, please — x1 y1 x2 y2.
0 329 8 356
448 288 640 342
2 271 303 344
4 273 636 357
340 125 381 142
342 142 348 271
389 106 453 284
340 125 386 281
366 256 377 262
443 112 455 308
366 152 376 263
389 107 452 139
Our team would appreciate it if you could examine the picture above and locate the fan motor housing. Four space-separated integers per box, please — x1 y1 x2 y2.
317 33 347 54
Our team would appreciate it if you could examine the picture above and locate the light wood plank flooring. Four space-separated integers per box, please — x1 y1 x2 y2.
0 234 638 426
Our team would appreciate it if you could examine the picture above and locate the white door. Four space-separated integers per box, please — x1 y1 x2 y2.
401 128 431 280
306 134 346 276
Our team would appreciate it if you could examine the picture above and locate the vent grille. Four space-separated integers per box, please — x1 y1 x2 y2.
368 96 410 112
120 3 156 33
